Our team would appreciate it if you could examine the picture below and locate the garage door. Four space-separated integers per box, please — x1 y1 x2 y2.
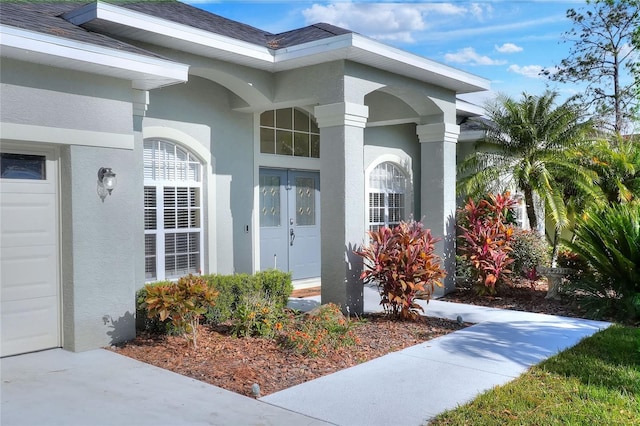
1 146 60 357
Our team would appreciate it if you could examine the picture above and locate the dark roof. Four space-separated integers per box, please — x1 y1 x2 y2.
459 116 492 132
269 23 353 49
119 0 272 45
118 1 354 49
1 0 355 53
0 2 167 59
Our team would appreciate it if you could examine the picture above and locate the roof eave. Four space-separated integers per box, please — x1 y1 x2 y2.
0 25 189 90
273 34 490 94
65 1 274 66
62 1 489 94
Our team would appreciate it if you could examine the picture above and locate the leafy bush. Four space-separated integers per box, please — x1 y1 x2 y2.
231 292 287 338
138 270 292 331
511 229 551 280
142 274 219 348
455 254 474 283
457 192 517 294
566 203 640 321
203 270 292 324
355 220 445 320
136 281 173 333
279 303 359 357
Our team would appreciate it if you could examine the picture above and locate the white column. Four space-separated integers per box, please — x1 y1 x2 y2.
132 90 149 117
416 122 460 296
314 102 368 314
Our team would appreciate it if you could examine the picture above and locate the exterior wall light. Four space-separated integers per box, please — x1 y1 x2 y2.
97 167 117 200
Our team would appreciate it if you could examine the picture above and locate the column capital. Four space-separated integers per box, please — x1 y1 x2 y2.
314 102 369 129
416 122 460 144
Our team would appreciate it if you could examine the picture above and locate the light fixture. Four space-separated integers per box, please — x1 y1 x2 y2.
97 167 117 201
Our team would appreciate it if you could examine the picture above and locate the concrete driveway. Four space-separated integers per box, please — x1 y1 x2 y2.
1 348 330 426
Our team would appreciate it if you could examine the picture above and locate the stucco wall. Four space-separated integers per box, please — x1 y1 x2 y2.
364 124 421 220
0 58 132 134
61 144 138 351
144 75 255 276
1 59 139 351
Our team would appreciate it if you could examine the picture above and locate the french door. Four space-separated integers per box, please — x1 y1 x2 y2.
259 169 320 279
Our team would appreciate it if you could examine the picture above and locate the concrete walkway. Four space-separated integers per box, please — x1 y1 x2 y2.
1 286 609 426
269 287 610 425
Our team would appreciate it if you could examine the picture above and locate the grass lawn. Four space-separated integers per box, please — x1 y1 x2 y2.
430 325 640 425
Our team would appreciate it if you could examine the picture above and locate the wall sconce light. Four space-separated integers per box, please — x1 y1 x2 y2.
97 167 117 201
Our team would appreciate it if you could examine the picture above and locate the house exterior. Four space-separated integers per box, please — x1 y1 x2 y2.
0 0 489 357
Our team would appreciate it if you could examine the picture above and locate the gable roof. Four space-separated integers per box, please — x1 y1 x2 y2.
119 1 353 49
1 0 490 95
0 1 189 90
0 2 164 58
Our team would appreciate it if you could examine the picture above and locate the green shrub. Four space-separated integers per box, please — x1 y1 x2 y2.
279 303 359 357
138 270 293 330
203 274 256 323
256 269 294 309
231 292 287 338
566 203 640 321
355 220 445 320
142 274 219 348
511 229 550 279
203 270 292 324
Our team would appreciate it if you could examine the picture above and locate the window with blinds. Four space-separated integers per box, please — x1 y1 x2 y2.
144 140 203 281
368 162 407 231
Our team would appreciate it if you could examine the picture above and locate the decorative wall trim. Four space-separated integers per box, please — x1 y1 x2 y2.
0 122 133 149
416 122 460 144
314 102 369 129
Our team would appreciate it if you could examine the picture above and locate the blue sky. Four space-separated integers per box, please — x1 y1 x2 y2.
183 1 597 106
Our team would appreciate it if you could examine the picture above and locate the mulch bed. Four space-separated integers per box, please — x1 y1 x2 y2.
113 280 594 398
440 279 590 319
112 313 465 397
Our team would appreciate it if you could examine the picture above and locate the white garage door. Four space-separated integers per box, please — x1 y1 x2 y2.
1 146 60 357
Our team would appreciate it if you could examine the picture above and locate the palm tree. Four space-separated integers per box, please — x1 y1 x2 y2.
583 135 640 204
458 91 597 235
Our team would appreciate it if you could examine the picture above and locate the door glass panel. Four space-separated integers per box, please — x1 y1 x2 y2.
0 153 46 180
295 176 315 226
260 175 281 227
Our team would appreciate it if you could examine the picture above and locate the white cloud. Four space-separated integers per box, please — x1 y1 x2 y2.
444 47 507 66
302 2 488 43
495 43 523 53
507 64 544 79
470 3 492 20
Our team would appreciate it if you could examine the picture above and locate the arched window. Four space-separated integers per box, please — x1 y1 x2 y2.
143 139 203 281
260 107 320 158
368 162 407 231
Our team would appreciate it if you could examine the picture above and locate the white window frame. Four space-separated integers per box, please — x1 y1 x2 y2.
144 139 204 282
365 157 411 232
259 107 320 158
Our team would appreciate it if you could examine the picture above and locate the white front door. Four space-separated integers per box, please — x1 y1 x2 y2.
259 169 320 279
1 146 60 357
